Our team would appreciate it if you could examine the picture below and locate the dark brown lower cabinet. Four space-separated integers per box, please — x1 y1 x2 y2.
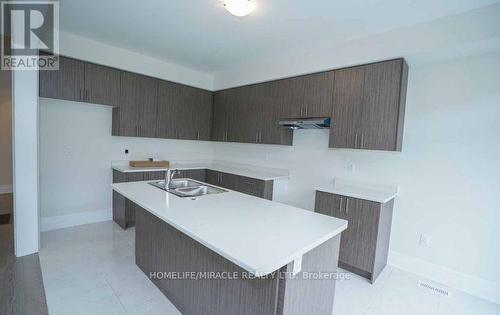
314 191 394 283
205 170 273 200
112 170 166 229
135 205 341 315
176 169 207 182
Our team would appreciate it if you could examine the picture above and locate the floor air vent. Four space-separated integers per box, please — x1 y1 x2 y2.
418 280 451 297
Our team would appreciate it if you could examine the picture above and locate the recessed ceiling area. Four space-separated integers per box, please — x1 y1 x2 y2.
59 0 498 73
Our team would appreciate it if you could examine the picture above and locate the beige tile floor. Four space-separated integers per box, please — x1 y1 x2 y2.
39 221 500 315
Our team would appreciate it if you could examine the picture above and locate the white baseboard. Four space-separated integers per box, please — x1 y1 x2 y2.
0 184 13 194
389 250 500 305
41 208 112 232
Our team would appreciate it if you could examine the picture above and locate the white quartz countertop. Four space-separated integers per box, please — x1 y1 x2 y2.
112 181 347 276
315 178 398 203
112 161 289 181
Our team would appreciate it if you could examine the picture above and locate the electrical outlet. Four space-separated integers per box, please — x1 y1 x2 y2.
419 234 431 247
346 162 356 173
64 145 73 157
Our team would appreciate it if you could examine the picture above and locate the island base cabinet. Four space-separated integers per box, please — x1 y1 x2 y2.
134 205 341 315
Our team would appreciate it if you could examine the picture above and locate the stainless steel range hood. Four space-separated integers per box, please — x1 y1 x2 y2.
279 117 331 129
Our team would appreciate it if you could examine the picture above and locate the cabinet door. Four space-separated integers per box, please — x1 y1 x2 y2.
237 176 265 198
113 191 126 229
175 85 212 140
84 63 121 106
360 59 404 151
136 75 158 138
277 76 307 119
227 86 261 144
211 91 230 142
343 198 379 272
183 169 206 182
219 172 239 191
112 170 127 183
205 170 220 186
39 56 85 101
117 72 140 136
329 66 365 149
259 81 293 145
314 192 344 219
156 80 179 139
301 71 335 117
195 90 213 141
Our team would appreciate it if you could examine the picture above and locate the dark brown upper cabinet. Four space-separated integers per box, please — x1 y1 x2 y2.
84 63 121 107
227 84 262 144
39 55 120 107
260 81 293 145
329 59 408 151
278 71 335 119
156 80 212 141
211 90 231 142
212 69 336 145
39 56 85 102
113 72 158 138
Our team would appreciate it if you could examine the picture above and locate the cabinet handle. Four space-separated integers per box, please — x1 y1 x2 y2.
255 133 259 143
339 197 343 213
305 104 309 116
361 134 364 148
300 106 303 116
85 89 89 101
79 89 82 101
355 134 358 148
197 131 200 140
345 198 349 214
259 132 262 143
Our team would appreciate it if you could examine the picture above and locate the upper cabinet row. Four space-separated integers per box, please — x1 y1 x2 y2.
39 55 408 151
39 55 121 106
39 55 213 141
211 71 335 145
212 59 408 151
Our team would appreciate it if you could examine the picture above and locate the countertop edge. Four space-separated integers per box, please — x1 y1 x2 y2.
315 186 397 204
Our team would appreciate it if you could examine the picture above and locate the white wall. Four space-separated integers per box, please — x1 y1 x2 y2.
0 70 13 190
38 31 217 225
39 99 214 219
213 52 500 301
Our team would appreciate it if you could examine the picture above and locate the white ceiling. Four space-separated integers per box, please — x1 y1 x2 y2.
60 0 498 73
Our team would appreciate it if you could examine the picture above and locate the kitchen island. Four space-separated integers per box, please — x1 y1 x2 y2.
112 179 347 315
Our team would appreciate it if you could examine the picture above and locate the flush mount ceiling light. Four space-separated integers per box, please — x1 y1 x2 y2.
224 0 255 17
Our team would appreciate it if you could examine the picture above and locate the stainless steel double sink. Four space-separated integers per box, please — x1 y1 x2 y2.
149 179 227 198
